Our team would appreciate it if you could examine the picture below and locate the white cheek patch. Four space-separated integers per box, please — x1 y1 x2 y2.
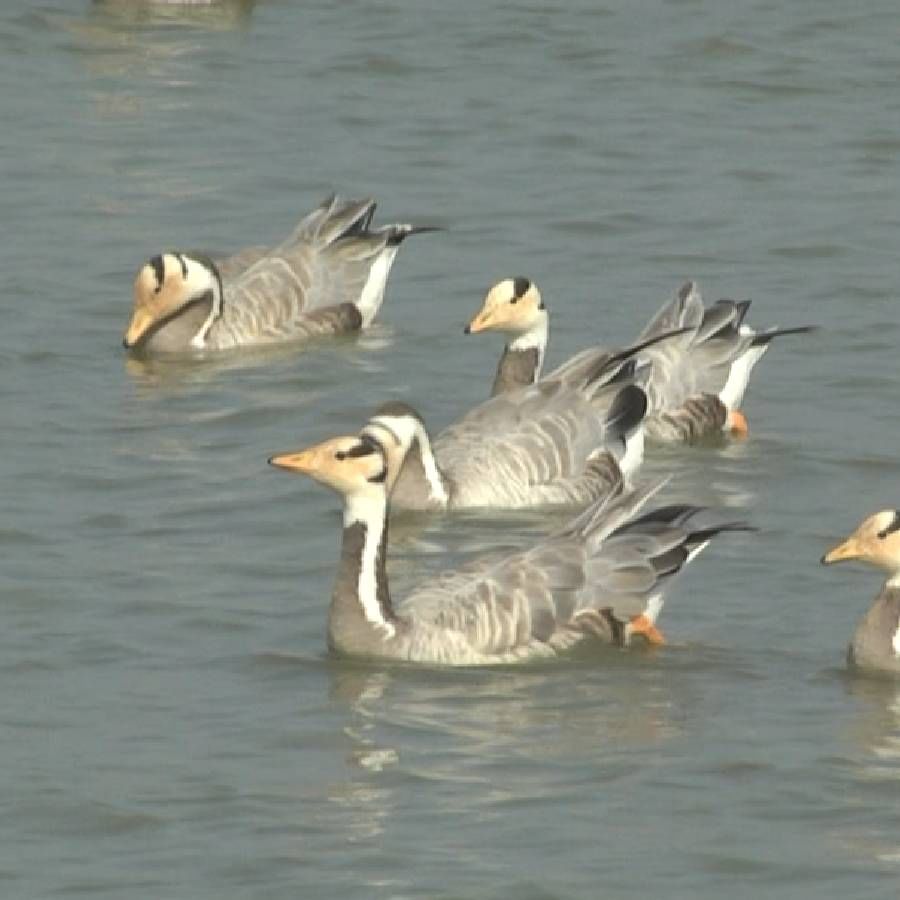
893 622 900 658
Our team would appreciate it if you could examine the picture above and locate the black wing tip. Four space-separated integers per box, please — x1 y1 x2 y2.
692 522 757 539
751 324 819 346
386 224 445 246
588 325 693 387
604 384 648 436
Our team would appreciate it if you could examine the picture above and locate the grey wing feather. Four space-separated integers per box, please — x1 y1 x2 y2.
636 280 705 342
435 380 624 507
634 285 758 418
396 481 748 660
212 196 412 346
398 539 590 658
214 245 269 279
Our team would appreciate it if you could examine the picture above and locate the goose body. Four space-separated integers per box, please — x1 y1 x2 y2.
822 510 900 676
467 278 813 442
361 376 649 513
124 195 432 353
269 436 747 665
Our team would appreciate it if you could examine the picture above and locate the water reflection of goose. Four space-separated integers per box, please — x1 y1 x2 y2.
836 678 900 866
90 0 258 29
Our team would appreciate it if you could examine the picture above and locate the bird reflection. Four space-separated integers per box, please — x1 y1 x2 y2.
837 676 900 865
329 655 681 777
64 1 256 91
90 0 257 30
123 326 394 392
845 676 900 774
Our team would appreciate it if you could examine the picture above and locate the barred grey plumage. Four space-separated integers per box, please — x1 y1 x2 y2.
467 278 814 442
269 437 750 665
361 375 649 512
123 195 435 353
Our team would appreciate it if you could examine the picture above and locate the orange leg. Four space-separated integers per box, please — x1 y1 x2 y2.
727 408 749 439
629 614 666 645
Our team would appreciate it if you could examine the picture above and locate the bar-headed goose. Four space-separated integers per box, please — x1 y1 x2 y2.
123 195 435 353
269 439 748 664
360 374 649 512
466 278 813 442
822 511 900 676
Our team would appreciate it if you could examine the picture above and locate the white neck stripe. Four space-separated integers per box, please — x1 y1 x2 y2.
345 492 395 638
413 426 449 504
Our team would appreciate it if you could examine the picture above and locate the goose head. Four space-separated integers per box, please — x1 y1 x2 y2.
465 277 547 344
124 252 224 351
269 434 387 499
359 403 427 490
360 402 449 507
822 510 900 582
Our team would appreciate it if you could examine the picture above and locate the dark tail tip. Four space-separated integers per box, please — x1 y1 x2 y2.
387 224 445 246
463 324 471 335
751 324 818 347
604 385 648 439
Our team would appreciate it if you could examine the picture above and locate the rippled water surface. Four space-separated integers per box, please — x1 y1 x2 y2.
3 1 900 897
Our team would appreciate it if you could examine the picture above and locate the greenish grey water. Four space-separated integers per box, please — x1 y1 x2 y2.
2 0 900 896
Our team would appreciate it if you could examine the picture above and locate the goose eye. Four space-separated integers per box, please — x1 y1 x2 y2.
509 296 519 305
335 451 347 461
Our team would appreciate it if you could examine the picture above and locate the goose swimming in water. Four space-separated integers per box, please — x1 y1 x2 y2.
269 437 748 664
466 278 814 442
358 368 650 512
123 195 435 353
822 511 900 676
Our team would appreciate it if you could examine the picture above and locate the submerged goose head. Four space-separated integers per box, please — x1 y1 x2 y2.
124 252 224 351
465 277 547 344
822 510 900 581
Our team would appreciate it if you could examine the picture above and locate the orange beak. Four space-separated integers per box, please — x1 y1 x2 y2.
465 306 500 334
821 536 862 566
268 446 321 475
123 308 156 349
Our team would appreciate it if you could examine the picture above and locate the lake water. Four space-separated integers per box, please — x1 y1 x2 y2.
3 0 900 897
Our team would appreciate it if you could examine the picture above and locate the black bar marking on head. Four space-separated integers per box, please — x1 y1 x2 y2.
336 434 383 461
511 277 531 302
877 511 900 540
149 255 165 293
